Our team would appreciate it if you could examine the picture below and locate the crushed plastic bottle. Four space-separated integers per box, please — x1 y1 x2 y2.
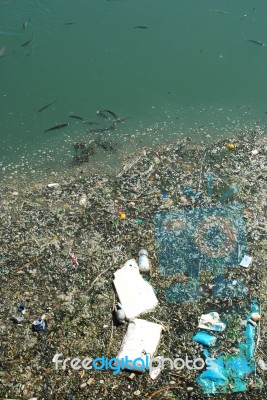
32 317 46 332
138 249 150 272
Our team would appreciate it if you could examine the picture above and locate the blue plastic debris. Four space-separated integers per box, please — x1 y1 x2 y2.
193 331 217 346
195 301 260 394
161 193 168 199
18 304 25 313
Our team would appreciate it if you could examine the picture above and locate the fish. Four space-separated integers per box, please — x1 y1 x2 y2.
44 123 69 133
83 121 101 125
69 114 84 120
62 22 75 25
97 109 118 120
22 19 31 30
247 39 265 46
114 117 131 124
209 9 229 14
0 46 6 57
87 124 116 134
133 26 149 29
38 101 56 112
21 34 33 47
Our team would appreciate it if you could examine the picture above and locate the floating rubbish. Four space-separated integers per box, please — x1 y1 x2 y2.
247 319 257 327
12 315 24 324
136 219 143 225
258 359 267 371
69 252 79 266
195 301 260 394
113 259 158 320
138 249 150 272
47 183 60 188
32 317 46 331
251 312 261 322
226 143 235 150
114 302 126 324
193 331 217 346
251 149 259 155
118 212 127 220
198 312 226 332
17 304 25 313
161 193 168 199
116 319 163 372
79 194 88 207
240 255 252 268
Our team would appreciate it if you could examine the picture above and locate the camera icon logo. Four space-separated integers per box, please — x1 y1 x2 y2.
154 173 249 302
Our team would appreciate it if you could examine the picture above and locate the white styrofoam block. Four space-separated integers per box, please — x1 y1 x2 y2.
113 259 158 320
116 319 163 371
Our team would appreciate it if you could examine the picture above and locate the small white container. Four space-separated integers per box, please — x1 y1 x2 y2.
138 249 150 272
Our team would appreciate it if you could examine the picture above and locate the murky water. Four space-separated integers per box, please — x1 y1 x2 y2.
0 0 267 183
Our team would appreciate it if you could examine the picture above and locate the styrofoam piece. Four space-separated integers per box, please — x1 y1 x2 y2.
116 319 163 371
113 259 158 320
47 183 60 188
240 255 252 268
198 312 226 332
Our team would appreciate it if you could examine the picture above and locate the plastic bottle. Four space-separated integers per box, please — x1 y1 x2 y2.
138 249 150 272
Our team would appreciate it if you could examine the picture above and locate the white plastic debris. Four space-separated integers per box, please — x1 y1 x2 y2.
251 149 259 155
198 312 226 332
258 359 267 371
138 249 150 272
116 319 163 371
47 183 60 188
114 302 126 324
240 255 252 268
79 194 88 207
113 259 158 320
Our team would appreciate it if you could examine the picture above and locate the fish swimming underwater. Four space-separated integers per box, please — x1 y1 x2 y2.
44 123 69 133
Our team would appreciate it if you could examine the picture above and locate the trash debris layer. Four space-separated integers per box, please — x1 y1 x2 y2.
0 130 266 399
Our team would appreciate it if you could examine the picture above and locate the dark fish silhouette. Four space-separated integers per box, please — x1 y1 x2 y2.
69 114 84 120
97 109 118 120
87 124 116 134
247 39 265 46
22 19 31 30
114 117 131 124
44 123 69 133
62 22 75 25
0 46 6 57
21 37 32 47
83 121 101 125
38 101 56 112
133 26 149 29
